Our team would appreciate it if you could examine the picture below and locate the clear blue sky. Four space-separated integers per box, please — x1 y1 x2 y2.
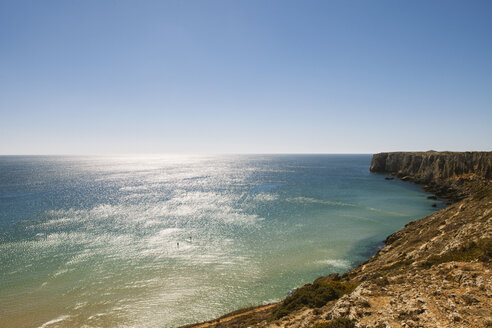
1 0 491 154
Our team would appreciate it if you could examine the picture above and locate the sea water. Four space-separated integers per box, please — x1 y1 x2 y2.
0 155 443 328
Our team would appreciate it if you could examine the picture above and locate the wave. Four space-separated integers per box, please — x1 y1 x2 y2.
316 259 351 269
287 197 358 207
287 197 406 217
38 315 72 328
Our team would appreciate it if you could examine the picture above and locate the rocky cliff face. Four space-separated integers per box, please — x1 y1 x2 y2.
370 151 492 182
183 152 492 328
370 151 492 201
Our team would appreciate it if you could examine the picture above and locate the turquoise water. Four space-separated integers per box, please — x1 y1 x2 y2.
0 155 443 328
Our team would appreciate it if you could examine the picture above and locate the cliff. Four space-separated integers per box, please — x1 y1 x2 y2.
369 151 492 181
370 151 492 201
183 152 492 328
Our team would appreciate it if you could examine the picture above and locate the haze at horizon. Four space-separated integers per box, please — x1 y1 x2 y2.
1 0 491 155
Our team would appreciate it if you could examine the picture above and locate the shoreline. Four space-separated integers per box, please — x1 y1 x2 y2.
182 151 492 328
181 175 446 328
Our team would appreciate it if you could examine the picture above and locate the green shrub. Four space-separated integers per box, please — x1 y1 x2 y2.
422 238 491 268
380 259 414 273
312 317 355 328
472 187 492 200
271 281 357 319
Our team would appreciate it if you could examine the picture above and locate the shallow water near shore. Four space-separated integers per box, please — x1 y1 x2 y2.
0 155 443 328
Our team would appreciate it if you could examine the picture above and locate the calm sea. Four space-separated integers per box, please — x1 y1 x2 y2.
0 155 442 327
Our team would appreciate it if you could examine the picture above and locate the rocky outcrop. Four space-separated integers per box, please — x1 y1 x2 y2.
183 152 492 328
370 151 492 201
370 151 492 181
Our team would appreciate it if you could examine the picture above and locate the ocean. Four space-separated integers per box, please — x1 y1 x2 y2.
0 155 442 328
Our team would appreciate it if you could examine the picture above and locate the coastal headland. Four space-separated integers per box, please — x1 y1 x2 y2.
182 151 492 328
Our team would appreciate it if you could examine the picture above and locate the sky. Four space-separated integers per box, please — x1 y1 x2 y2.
1 0 491 155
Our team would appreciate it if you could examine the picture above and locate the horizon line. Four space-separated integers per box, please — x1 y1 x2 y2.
1 150 490 157
0 152 377 157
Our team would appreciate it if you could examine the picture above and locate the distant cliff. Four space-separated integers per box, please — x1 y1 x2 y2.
370 151 492 181
370 151 492 201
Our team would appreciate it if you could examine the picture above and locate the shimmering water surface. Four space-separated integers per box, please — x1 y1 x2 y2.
0 155 442 327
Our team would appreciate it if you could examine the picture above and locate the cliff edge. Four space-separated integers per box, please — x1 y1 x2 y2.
370 151 492 201
183 152 492 328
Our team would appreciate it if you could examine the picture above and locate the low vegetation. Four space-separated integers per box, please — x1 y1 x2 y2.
312 317 355 328
271 281 357 319
379 259 414 274
472 186 492 200
422 238 492 268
